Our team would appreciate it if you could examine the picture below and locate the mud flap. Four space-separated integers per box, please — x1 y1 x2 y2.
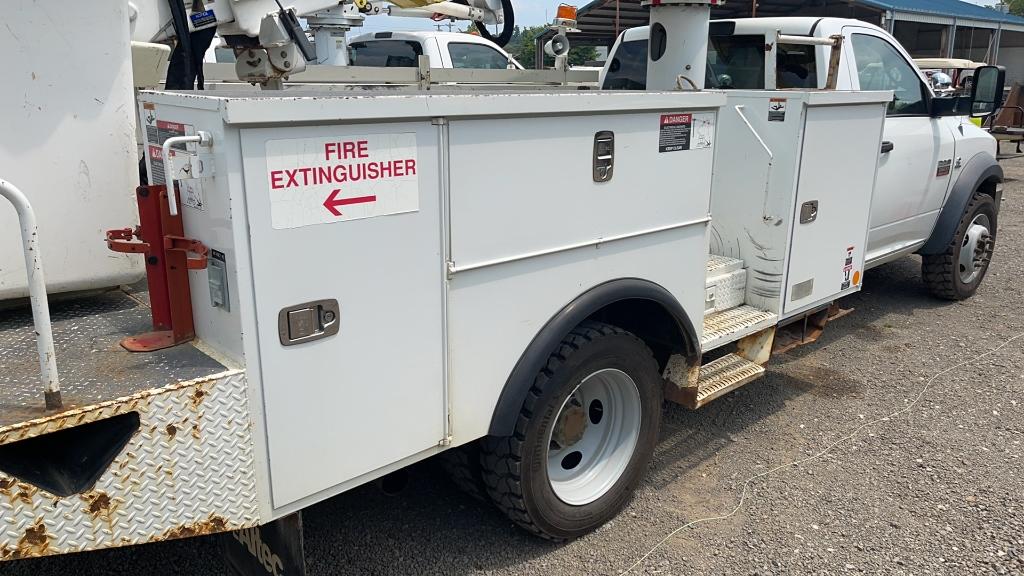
220 513 306 576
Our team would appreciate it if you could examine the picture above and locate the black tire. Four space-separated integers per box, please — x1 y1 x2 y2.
479 321 662 541
922 192 998 300
439 443 488 502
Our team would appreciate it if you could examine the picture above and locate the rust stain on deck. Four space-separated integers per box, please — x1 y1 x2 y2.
81 491 113 517
0 477 16 493
165 424 177 439
1 519 51 559
191 423 200 440
13 483 36 506
156 515 228 542
189 386 207 409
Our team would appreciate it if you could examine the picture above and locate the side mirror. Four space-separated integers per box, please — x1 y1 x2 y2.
970 65 1006 118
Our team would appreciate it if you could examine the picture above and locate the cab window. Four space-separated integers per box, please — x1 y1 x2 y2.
602 39 648 90
706 34 765 89
777 44 817 89
349 40 423 67
851 33 929 116
448 43 510 69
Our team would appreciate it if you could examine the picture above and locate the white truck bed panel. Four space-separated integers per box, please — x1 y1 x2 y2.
708 91 889 321
134 88 721 514
448 111 716 266
239 121 447 507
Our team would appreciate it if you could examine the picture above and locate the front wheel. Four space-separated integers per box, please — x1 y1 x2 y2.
479 322 662 541
922 191 998 300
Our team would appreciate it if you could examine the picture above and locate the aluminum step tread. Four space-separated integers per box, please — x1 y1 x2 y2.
694 353 766 407
702 305 778 350
706 254 744 276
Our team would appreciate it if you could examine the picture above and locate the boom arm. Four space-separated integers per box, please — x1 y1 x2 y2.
130 0 513 87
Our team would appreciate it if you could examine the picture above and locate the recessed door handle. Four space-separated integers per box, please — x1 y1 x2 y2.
881 141 895 154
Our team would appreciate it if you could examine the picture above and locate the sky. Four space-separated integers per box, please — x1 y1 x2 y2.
357 0 1000 34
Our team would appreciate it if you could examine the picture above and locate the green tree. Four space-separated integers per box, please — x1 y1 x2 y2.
1003 0 1024 15
506 25 598 69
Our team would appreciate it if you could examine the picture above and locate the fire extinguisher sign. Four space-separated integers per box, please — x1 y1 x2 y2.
264 133 420 229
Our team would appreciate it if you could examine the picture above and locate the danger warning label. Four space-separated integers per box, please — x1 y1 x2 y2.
141 104 196 186
658 112 715 153
265 133 419 229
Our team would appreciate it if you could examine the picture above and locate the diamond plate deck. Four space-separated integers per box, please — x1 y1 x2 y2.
0 290 225 428
701 305 778 351
0 370 260 559
0 291 260 559
694 353 765 407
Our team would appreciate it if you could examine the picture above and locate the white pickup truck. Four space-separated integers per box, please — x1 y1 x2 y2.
348 30 524 69
601 17 1004 300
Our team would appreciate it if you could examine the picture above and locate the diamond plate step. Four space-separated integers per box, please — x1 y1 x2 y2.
706 254 744 276
702 305 778 351
705 268 747 316
693 353 766 408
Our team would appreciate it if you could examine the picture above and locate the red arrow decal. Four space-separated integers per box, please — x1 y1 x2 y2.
323 189 377 217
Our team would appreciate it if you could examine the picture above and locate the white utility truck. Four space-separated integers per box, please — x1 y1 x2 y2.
0 2 1004 572
601 17 1005 300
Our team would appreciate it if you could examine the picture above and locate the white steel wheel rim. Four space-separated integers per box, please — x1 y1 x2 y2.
545 368 642 506
959 214 992 285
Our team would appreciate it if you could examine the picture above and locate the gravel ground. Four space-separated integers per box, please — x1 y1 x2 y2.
5 156 1024 576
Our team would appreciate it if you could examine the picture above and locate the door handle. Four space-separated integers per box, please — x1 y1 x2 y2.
799 200 818 224
880 141 895 154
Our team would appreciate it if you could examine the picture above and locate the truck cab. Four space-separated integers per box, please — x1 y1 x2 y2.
348 31 524 70
601 17 1003 299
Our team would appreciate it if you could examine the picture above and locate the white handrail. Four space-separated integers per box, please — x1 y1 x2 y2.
161 131 212 216
0 178 62 410
733 105 777 224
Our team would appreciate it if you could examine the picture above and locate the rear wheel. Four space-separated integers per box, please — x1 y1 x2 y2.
439 443 487 502
479 322 662 541
922 192 997 300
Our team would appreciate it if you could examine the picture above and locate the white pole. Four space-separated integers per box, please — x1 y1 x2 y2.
0 178 62 410
314 27 351 66
645 1 713 91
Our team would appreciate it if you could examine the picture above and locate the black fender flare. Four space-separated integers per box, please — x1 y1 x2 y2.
918 151 1002 255
486 278 700 437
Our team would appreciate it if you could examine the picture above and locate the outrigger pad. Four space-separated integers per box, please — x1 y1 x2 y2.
0 412 140 497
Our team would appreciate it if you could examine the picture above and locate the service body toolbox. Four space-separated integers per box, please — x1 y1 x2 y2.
137 89 722 519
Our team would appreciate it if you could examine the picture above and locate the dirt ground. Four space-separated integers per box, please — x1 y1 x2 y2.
5 155 1024 576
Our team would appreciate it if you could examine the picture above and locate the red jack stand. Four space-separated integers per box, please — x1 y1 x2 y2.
106 184 208 352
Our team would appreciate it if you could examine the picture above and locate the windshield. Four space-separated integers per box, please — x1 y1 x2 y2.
602 39 649 90
448 42 510 69
349 40 423 67
706 34 765 89
602 33 767 90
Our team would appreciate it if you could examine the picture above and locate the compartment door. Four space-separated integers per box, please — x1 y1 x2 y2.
784 104 884 315
240 123 445 507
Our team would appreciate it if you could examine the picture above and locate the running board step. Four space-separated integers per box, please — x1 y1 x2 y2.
706 254 744 276
702 305 778 351
692 354 765 408
663 353 766 409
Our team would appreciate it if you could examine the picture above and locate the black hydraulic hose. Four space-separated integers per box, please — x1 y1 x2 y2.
165 0 193 89
473 0 515 47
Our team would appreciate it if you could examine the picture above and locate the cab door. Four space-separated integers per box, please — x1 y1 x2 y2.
844 27 956 264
